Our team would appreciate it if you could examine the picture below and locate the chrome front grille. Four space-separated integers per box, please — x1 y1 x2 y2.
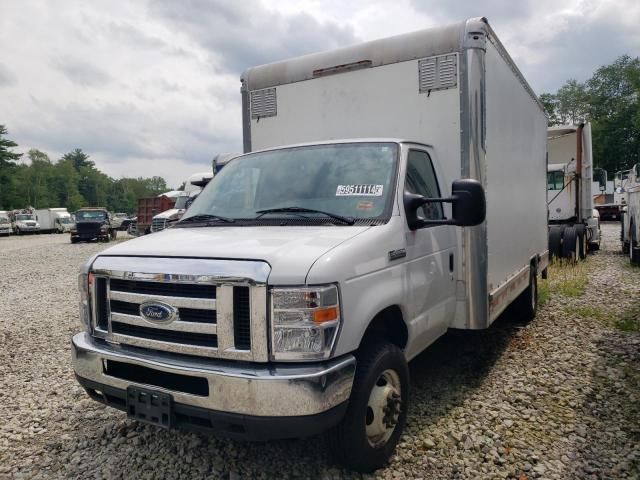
151 218 167 232
89 256 269 362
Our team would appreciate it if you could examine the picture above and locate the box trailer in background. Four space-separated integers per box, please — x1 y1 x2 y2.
35 208 73 233
547 124 601 260
73 17 547 472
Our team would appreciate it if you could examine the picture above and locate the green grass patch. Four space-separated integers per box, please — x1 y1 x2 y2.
538 279 550 307
547 259 589 298
615 307 640 332
564 305 610 321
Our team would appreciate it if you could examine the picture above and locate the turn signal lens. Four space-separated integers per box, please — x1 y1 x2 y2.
313 306 338 324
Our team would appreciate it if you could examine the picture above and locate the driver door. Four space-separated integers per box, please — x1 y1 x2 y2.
403 147 457 358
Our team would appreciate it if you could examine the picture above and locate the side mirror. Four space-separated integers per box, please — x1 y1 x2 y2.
403 178 486 230
451 179 486 226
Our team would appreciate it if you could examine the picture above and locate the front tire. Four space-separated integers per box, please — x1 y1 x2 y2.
328 340 409 473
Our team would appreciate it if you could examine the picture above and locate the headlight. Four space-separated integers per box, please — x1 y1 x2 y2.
100 225 108 232
78 271 93 331
270 284 340 361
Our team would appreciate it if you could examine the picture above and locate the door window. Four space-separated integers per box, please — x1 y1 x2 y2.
405 150 444 220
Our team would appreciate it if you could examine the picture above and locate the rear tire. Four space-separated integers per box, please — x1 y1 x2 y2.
575 224 587 260
549 226 562 260
513 266 538 322
562 226 578 262
328 340 409 473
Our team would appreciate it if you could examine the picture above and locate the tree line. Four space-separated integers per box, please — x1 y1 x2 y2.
0 126 168 213
539 55 640 175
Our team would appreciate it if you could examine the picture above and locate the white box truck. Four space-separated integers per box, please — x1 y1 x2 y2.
72 17 548 472
547 124 601 260
35 208 73 233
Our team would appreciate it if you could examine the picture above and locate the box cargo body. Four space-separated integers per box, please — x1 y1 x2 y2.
241 17 548 328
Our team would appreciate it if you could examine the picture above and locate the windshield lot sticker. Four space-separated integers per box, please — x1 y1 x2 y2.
357 201 374 210
336 184 384 196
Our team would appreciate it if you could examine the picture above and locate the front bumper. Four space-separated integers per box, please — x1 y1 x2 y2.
72 333 355 438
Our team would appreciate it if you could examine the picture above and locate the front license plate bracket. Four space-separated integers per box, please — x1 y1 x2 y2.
126 386 173 428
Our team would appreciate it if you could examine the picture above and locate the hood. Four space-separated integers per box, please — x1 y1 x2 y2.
98 225 372 284
153 209 184 220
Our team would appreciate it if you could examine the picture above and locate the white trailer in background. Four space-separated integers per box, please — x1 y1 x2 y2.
547 124 600 260
620 164 640 264
35 208 73 233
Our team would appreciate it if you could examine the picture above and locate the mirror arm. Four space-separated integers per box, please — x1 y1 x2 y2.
421 197 454 204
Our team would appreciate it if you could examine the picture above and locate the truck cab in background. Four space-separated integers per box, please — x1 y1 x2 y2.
13 211 40 235
547 124 601 260
150 156 240 233
0 211 13 236
70 208 116 243
620 163 640 264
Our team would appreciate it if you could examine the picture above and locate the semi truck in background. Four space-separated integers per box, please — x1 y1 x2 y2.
150 156 240 233
150 172 213 233
0 211 13 235
547 124 601 261
35 208 73 233
72 18 548 472
620 163 640 264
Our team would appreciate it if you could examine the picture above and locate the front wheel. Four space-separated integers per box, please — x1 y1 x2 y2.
328 340 409 473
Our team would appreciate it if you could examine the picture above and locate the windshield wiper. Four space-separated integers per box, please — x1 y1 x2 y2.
178 213 235 224
255 207 355 225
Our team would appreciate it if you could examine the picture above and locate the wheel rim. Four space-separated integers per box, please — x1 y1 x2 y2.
573 236 580 262
365 369 402 448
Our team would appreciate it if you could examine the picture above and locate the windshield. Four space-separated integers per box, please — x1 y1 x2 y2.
174 196 189 210
16 214 34 221
547 171 564 191
184 143 398 223
0 217 9 224
76 210 106 221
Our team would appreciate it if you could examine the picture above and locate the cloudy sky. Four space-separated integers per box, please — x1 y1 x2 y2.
1 0 639 188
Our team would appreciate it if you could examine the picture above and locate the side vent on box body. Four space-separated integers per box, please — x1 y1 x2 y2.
250 88 277 119
418 54 458 93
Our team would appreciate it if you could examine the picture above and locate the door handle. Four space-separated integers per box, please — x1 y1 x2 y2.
449 253 454 272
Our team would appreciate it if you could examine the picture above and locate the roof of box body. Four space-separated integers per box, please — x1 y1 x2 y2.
242 18 481 91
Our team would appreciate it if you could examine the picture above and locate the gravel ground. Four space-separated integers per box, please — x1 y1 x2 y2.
0 224 638 479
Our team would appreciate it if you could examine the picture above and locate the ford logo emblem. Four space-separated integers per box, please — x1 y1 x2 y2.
139 302 178 324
